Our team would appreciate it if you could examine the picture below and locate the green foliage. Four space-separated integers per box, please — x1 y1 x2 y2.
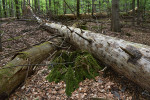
46 50 103 97
1 0 150 18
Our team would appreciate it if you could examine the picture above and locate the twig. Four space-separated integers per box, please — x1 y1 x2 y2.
66 26 93 43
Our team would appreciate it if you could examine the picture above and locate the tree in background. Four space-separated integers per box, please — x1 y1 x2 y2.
0 31 2 52
2 0 6 17
92 0 96 18
77 0 80 18
137 0 140 25
111 0 121 32
132 0 135 25
15 0 20 19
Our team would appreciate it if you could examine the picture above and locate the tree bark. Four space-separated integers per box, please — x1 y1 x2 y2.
28 6 150 92
77 0 80 18
111 0 121 32
0 32 2 52
137 0 140 25
92 0 95 18
0 42 55 98
49 0 51 10
14 0 20 19
0 1 2 18
132 0 135 26
2 0 7 17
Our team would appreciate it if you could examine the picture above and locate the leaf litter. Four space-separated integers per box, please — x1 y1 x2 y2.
0 20 150 100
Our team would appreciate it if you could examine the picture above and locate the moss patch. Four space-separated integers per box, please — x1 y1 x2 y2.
46 50 104 97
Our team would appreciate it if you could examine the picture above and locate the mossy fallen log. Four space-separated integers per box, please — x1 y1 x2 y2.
28 6 150 92
0 42 55 98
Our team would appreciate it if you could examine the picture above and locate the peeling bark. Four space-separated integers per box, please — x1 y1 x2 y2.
28 6 150 92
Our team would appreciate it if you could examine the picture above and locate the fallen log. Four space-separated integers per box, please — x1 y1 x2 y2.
0 17 16 22
0 42 55 98
28 6 150 92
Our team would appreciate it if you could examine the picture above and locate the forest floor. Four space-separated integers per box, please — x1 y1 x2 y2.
0 18 150 100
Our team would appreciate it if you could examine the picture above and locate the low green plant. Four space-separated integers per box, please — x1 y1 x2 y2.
46 50 103 97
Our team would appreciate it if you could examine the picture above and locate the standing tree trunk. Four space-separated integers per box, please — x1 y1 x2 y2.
14 0 20 19
49 0 51 10
77 0 80 18
38 0 40 12
27 0 31 6
111 0 121 32
132 0 135 26
63 0 67 14
137 0 140 25
34 0 37 12
32 0 34 8
0 31 2 52
92 0 95 17
45 0 48 13
0 0 2 18
2 0 7 17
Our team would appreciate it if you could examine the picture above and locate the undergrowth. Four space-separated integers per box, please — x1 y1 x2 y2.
46 50 103 97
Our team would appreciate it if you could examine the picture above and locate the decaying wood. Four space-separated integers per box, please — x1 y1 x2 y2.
0 42 55 98
28 6 150 92
0 17 16 22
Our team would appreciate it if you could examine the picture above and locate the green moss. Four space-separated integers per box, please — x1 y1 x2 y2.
46 50 104 97
35 41 51 48
80 25 88 30
17 52 29 60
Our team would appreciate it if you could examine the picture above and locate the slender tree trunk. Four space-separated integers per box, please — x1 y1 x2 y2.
0 32 2 52
63 0 66 14
9 0 12 17
111 0 121 32
132 0 135 26
15 0 20 19
27 0 30 5
142 0 146 21
99 0 101 13
53 0 56 14
49 0 51 10
137 0 140 25
92 0 94 17
45 0 48 13
11 0 15 17
2 0 6 17
92 0 96 18
77 0 80 18
5 0 9 17
38 0 40 12
0 0 2 18
32 0 34 8
34 0 37 11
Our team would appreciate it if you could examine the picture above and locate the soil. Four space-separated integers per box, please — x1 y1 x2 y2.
0 18 150 100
